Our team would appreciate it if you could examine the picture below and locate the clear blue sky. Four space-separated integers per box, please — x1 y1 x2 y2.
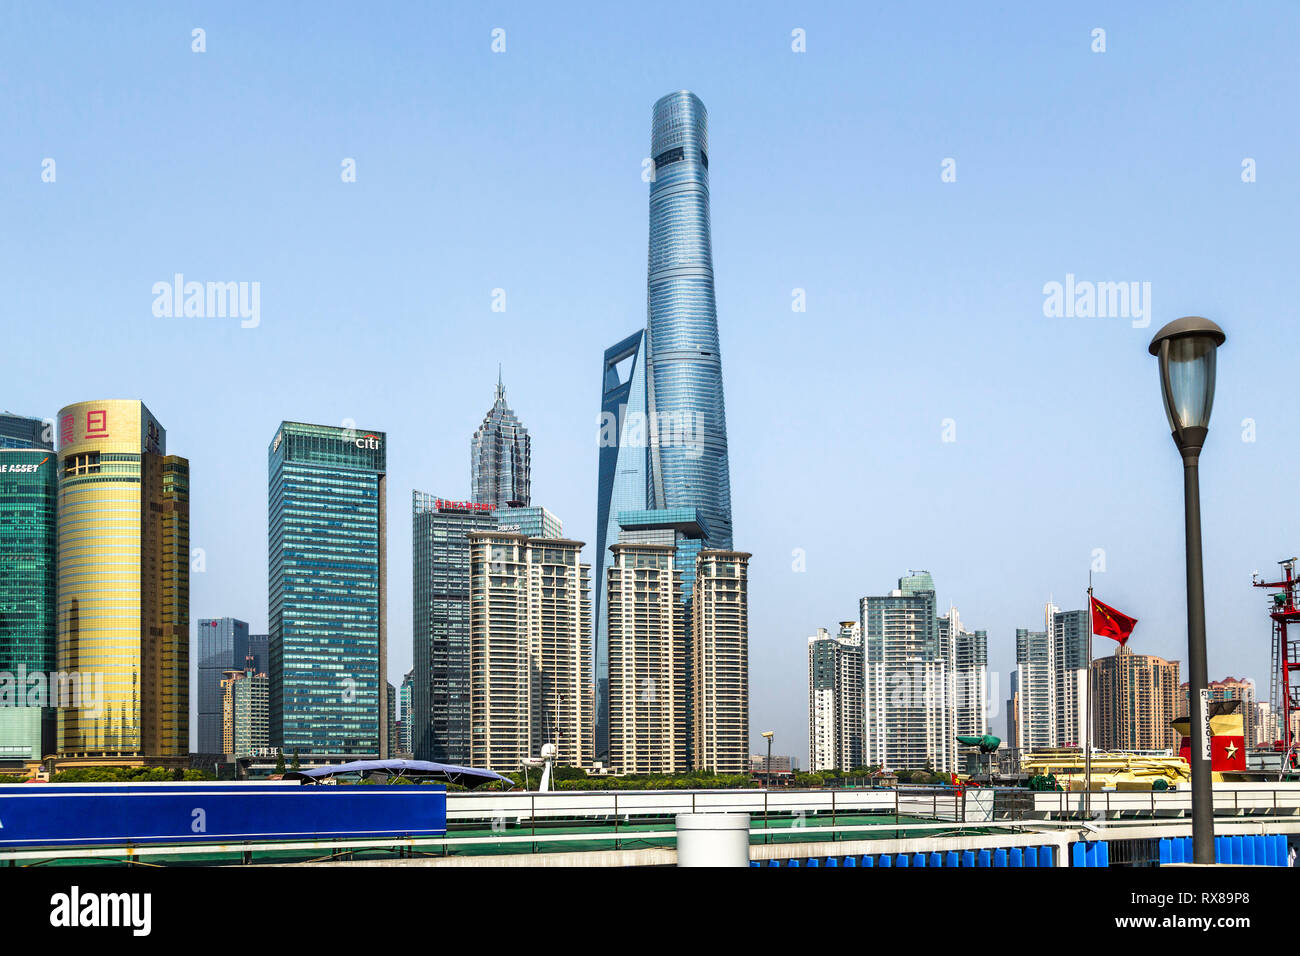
4 2 1298 761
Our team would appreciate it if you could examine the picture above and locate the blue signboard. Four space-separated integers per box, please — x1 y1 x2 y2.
0 783 447 848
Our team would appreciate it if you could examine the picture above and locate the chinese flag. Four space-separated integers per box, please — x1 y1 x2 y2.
1091 596 1138 645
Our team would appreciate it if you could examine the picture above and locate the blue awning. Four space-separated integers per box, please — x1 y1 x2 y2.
286 759 514 789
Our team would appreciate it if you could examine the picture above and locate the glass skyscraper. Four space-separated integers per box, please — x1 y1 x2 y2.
470 373 531 508
0 436 57 764
0 411 52 451
196 617 250 754
593 91 734 758
268 422 387 757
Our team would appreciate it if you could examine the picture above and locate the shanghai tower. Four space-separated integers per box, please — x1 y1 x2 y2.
645 90 732 549
594 90 733 759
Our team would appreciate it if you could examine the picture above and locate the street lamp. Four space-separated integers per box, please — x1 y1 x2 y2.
761 730 775 845
1149 315 1226 865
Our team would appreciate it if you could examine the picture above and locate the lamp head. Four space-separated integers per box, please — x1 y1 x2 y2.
1148 316 1226 454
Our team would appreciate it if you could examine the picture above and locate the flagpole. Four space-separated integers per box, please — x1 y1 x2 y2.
1085 574 1093 820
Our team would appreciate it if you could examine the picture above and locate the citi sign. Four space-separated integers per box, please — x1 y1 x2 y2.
354 433 381 450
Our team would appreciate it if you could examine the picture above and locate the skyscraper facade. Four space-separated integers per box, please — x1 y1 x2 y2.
0 412 52 450
467 531 592 772
1092 645 1180 752
196 617 250 754
940 608 988 740
593 91 734 759
411 493 564 763
862 572 951 772
0 442 57 764
1052 607 1089 748
606 542 688 774
691 550 749 774
268 422 387 758
221 659 269 758
644 91 732 551
470 375 530 508
807 622 864 772
398 669 413 755
56 400 189 758
1015 603 1090 751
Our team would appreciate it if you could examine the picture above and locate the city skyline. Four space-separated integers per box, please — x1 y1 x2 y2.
4 5 1296 762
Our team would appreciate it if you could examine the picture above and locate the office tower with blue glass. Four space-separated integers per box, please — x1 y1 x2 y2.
471 373 531 508
196 617 250 754
594 91 734 760
0 423 57 766
268 422 387 758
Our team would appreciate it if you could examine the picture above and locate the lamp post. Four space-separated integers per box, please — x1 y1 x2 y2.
761 730 775 845
1149 315 1226 865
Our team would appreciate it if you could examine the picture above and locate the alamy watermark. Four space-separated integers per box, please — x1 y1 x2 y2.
0 666 104 717
597 404 703 458
152 274 260 328
1042 273 1151 328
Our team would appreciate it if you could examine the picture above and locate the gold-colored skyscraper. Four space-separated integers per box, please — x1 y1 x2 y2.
692 549 751 774
1091 645 1179 753
56 400 189 760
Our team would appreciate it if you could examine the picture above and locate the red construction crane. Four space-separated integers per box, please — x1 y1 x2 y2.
1252 558 1300 767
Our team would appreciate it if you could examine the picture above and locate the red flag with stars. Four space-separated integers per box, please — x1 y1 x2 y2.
1091 596 1137 646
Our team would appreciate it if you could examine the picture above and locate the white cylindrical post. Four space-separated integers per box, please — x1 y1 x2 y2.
675 813 750 867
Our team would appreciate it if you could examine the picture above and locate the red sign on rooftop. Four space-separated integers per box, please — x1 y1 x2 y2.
436 498 495 512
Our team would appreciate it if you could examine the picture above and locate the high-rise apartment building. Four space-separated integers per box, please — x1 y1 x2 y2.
862 572 951 772
1255 700 1278 747
398 669 413 756
411 493 564 764
1015 603 1090 751
470 374 530 509
1052 607 1089 747
940 608 988 740
1092 645 1180 752
691 550 749 774
808 622 864 772
196 617 249 754
221 657 269 758
268 422 387 758
594 91 734 760
1015 625 1055 750
468 531 591 772
0 436 57 764
606 543 688 774
56 400 189 759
